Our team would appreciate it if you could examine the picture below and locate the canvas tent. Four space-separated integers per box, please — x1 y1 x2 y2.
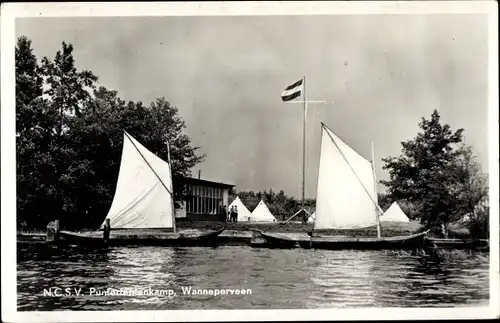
228 196 252 221
380 202 410 223
250 200 277 222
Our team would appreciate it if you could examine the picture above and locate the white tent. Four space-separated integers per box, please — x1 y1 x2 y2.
380 202 410 223
250 200 277 222
307 212 315 223
228 196 252 221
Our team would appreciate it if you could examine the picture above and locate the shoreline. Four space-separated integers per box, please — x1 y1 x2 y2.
17 220 488 250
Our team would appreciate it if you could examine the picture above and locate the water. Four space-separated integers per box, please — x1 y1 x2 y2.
17 243 489 310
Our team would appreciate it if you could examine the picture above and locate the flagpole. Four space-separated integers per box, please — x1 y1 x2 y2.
371 141 381 238
301 76 307 222
281 78 329 223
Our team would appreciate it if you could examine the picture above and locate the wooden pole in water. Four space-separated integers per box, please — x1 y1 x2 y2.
55 220 60 239
46 220 60 242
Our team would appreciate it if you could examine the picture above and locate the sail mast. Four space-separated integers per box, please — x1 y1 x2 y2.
166 140 177 233
301 75 307 222
371 141 381 238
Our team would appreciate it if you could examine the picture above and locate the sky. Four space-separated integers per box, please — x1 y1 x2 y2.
16 14 490 198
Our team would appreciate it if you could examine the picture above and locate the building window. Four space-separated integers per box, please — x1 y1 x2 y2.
184 183 231 215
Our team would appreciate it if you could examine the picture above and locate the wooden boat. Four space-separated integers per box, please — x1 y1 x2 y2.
47 131 225 246
57 228 225 247
257 230 428 250
258 123 429 250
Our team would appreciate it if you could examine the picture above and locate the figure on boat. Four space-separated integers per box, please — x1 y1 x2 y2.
49 131 225 246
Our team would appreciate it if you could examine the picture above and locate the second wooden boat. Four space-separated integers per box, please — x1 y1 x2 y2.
257 230 428 250
258 123 429 250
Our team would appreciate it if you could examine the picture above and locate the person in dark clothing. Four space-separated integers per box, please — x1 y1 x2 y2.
229 206 234 222
233 206 238 223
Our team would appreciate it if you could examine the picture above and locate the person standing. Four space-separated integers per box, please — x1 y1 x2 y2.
233 205 239 223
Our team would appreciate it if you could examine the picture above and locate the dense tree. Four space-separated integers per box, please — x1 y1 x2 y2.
16 36 204 229
450 144 489 238
15 36 44 134
381 110 478 237
16 36 51 229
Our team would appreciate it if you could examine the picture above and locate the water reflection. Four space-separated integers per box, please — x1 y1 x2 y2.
307 251 378 308
369 250 490 307
17 244 489 310
17 243 114 311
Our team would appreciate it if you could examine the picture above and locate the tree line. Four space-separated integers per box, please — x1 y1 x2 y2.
381 110 489 238
16 36 204 230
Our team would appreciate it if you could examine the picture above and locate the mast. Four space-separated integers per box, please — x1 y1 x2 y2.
281 77 327 223
301 75 306 221
167 141 177 233
371 141 381 238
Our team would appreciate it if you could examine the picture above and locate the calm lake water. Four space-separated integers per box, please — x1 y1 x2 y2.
17 243 489 310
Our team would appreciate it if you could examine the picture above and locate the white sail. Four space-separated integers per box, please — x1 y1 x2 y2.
314 124 378 230
250 200 277 222
100 132 174 230
228 196 252 221
380 202 410 223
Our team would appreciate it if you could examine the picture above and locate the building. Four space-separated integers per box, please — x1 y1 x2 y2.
177 177 234 221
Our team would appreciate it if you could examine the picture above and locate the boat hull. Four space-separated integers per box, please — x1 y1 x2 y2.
256 230 429 250
55 227 225 247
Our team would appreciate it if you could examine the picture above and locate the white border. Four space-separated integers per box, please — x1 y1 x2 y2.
1 2 499 322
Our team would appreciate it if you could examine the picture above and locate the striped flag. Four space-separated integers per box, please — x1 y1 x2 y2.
281 79 303 102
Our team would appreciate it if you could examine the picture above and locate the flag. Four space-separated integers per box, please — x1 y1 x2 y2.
281 79 303 102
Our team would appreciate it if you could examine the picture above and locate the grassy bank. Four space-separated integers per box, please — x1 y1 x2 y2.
177 220 424 237
18 219 474 239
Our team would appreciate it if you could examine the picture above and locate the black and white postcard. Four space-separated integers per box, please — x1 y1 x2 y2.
1 2 498 322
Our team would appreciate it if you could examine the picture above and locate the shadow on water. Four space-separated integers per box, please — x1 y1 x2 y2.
17 244 489 310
